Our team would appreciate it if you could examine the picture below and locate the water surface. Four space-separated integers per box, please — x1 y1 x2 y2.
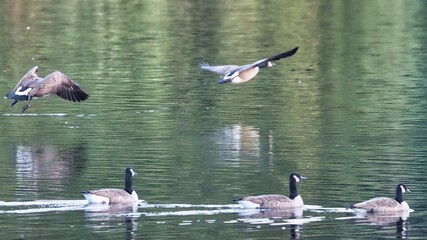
1 0 427 239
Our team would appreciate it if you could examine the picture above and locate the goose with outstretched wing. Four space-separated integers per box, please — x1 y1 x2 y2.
5 66 89 112
200 47 298 84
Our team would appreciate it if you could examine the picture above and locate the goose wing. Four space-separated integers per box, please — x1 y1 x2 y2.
199 62 240 75
85 189 134 203
12 66 39 91
236 47 299 72
28 71 89 101
351 197 401 212
264 47 299 62
245 194 293 209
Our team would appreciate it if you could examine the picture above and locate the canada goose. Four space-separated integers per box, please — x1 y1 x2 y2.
234 173 306 209
82 168 139 204
199 47 298 84
348 183 411 213
4 66 89 112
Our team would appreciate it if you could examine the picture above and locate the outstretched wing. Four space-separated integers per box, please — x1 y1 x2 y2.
199 62 240 75
265 47 299 62
236 47 299 72
12 66 39 91
29 71 89 102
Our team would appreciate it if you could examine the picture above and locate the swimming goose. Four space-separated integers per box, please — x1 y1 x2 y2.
348 183 410 213
234 173 306 209
82 168 139 204
4 66 89 112
199 47 298 84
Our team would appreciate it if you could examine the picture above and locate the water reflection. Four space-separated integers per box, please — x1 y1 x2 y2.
215 124 261 163
352 211 410 239
236 207 305 239
395 218 408 239
290 225 302 240
336 210 411 239
83 203 139 216
352 211 410 226
13 143 88 197
0 200 87 214
83 203 140 240
0 0 427 239
236 207 303 219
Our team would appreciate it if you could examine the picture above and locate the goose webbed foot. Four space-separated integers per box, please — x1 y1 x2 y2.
21 104 30 112
10 100 18 108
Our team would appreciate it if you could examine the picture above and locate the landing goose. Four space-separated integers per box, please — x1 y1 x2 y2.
348 183 410 213
4 66 89 112
234 172 305 209
82 168 139 204
199 47 298 84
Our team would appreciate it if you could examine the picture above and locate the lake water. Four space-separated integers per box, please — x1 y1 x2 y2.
0 0 427 239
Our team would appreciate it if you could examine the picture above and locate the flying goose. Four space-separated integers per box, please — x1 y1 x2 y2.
82 168 139 204
348 183 411 213
199 47 298 84
4 66 89 112
234 172 306 209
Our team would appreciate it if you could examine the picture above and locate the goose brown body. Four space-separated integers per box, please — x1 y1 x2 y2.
237 194 303 209
351 197 409 213
5 66 89 111
82 189 137 205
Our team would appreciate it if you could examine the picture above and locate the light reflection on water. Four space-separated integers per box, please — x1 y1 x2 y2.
11 143 88 200
1 114 423 239
214 124 262 165
1 0 427 239
0 200 334 230
0 199 413 239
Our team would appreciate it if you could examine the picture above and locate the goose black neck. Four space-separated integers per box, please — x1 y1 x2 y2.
124 171 133 194
395 185 404 203
289 175 299 199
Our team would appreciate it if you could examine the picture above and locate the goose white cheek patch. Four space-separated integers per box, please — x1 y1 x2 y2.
293 175 300 182
400 185 406 193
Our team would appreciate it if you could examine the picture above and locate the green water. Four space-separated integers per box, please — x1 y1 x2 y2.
0 0 426 239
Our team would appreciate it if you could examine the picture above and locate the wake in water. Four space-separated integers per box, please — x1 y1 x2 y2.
3 113 67 117
3 113 95 118
0 200 241 215
0 200 411 228
0 200 348 217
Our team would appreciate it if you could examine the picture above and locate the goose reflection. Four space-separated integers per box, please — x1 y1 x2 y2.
352 211 410 238
83 203 140 240
237 206 303 218
83 202 139 217
13 144 87 196
236 207 304 239
215 124 261 163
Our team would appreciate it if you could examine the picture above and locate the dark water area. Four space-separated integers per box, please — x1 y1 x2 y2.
0 0 427 239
